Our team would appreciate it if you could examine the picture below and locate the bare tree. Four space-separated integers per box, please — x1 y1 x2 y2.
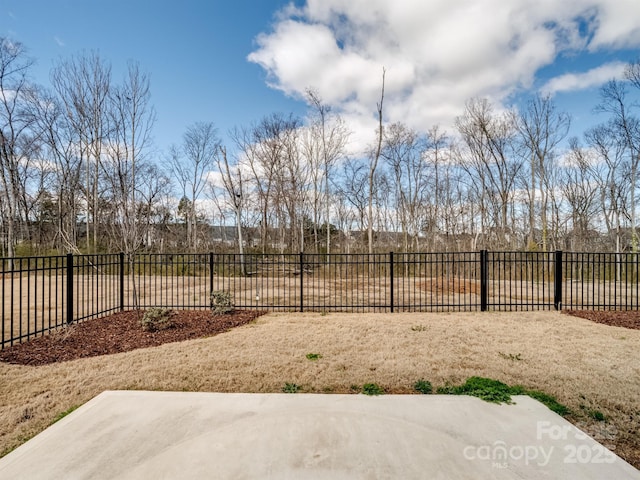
382 122 428 251
51 52 112 252
368 67 385 254
30 84 85 252
300 123 322 251
278 124 308 252
373 169 395 246
336 157 368 250
104 61 155 256
437 148 470 252
0 38 42 258
560 138 599 250
586 124 628 254
234 114 300 253
167 122 219 251
421 126 450 249
305 89 348 255
515 94 570 250
215 145 247 270
135 163 172 250
595 79 640 251
456 98 522 248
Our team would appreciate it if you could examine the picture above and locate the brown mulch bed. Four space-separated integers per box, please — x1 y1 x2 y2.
0 309 266 366
563 310 640 330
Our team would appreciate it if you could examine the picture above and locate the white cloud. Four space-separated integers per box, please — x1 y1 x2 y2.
248 0 640 153
204 170 225 190
0 88 17 102
587 0 640 49
53 36 65 47
541 61 628 95
1 37 21 56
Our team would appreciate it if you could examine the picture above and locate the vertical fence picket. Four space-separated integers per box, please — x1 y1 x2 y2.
554 251 563 310
1 258 5 347
119 253 125 311
480 250 488 311
389 252 394 313
299 252 304 313
66 253 74 326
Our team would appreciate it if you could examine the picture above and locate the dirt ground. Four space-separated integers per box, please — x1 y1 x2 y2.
0 309 639 469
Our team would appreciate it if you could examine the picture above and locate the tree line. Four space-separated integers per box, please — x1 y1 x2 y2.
1 38 640 257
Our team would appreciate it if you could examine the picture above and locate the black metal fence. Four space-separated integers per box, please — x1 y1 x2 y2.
2 250 639 348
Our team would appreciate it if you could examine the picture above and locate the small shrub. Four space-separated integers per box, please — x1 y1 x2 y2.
141 308 174 332
282 382 300 393
210 290 234 314
306 353 322 361
413 379 433 394
362 383 384 395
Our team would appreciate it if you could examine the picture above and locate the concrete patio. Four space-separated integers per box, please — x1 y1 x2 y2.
0 391 638 479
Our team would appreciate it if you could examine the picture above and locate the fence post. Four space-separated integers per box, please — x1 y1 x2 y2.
480 250 488 312
209 252 214 297
299 252 304 312
66 253 74 325
119 252 125 311
389 251 394 313
554 250 563 310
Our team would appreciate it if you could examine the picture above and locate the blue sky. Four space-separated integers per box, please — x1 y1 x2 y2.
2 0 640 156
1 0 307 154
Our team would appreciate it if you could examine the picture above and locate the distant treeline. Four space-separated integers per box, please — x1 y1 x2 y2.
2 38 640 256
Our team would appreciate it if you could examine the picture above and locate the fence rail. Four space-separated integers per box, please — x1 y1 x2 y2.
2 250 639 348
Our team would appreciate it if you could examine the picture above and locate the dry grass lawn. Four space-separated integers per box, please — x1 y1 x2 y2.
1 311 639 467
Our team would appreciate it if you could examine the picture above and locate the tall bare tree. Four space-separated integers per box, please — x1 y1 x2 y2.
104 61 155 256
215 145 246 271
0 38 41 258
305 89 348 254
234 114 300 253
586 124 628 254
167 122 219 251
382 122 428 251
368 67 385 254
595 79 640 251
515 94 570 250
51 52 112 252
277 123 308 252
336 157 368 250
560 138 599 250
456 98 522 248
422 126 449 249
31 85 85 251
